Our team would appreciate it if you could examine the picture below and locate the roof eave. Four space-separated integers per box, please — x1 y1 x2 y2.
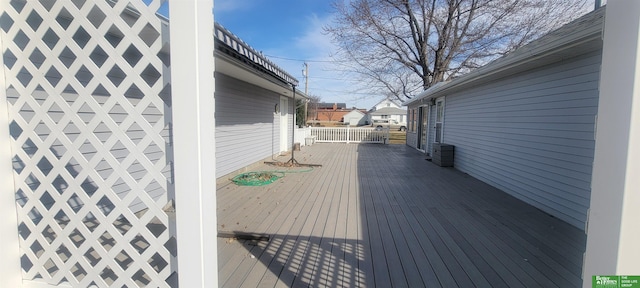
404 8 605 106
216 52 308 99
214 23 299 86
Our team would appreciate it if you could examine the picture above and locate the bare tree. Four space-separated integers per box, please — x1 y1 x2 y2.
325 110 337 122
306 94 322 124
326 0 591 101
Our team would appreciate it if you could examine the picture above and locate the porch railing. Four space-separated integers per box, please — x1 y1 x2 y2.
310 126 389 144
295 127 312 146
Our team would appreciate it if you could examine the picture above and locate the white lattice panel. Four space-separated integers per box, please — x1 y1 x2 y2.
1 0 176 286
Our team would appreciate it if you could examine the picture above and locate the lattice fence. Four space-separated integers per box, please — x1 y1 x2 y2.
1 0 176 286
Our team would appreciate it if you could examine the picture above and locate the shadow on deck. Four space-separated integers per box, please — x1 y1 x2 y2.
217 144 586 287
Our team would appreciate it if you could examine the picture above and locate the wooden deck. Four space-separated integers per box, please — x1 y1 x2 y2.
216 144 586 287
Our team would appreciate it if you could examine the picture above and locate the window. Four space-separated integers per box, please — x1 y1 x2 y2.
435 98 445 142
410 108 417 132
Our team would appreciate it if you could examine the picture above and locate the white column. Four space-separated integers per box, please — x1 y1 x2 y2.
583 1 640 286
169 1 217 287
0 31 22 288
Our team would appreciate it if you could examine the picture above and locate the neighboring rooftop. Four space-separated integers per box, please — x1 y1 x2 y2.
317 103 348 109
368 107 407 116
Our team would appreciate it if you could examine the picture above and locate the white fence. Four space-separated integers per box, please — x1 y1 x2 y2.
310 127 389 144
295 127 312 147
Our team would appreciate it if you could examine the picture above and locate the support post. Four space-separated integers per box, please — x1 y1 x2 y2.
304 63 308 126
287 85 298 165
169 1 217 287
583 1 640 286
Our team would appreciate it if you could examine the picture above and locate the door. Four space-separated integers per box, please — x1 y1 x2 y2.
280 96 289 152
416 108 423 150
420 106 429 150
435 97 445 143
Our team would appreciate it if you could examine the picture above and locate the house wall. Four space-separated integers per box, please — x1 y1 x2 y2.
315 109 350 122
407 129 418 148
441 50 601 228
374 99 400 110
215 73 290 178
343 111 365 125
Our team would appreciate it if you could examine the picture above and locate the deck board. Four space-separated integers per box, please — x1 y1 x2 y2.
217 143 586 287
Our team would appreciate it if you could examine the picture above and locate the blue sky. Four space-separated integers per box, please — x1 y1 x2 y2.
213 0 382 109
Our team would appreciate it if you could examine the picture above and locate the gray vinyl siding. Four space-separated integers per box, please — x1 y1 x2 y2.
215 73 290 178
406 131 418 149
442 50 601 229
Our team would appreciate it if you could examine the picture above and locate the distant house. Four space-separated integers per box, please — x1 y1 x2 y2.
367 99 407 125
318 102 347 110
310 102 366 123
312 102 346 122
342 110 366 126
403 8 604 229
214 24 305 178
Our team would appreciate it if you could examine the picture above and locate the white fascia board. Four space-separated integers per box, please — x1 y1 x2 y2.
215 52 304 99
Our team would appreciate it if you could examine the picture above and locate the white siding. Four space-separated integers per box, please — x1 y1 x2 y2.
407 131 418 148
443 51 601 228
374 99 400 110
215 73 289 177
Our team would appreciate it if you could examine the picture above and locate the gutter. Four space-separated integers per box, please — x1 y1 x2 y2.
150 6 299 87
214 23 299 87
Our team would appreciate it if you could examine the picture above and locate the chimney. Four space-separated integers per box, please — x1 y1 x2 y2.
333 103 337 110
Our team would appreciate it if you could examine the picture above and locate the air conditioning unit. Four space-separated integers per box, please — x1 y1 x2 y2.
432 143 454 167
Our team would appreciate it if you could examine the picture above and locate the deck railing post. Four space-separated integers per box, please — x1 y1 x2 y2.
387 127 390 144
170 1 217 287
347 125 350 144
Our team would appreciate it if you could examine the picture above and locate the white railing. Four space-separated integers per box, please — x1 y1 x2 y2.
311 127 389 144
295 127 312 146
